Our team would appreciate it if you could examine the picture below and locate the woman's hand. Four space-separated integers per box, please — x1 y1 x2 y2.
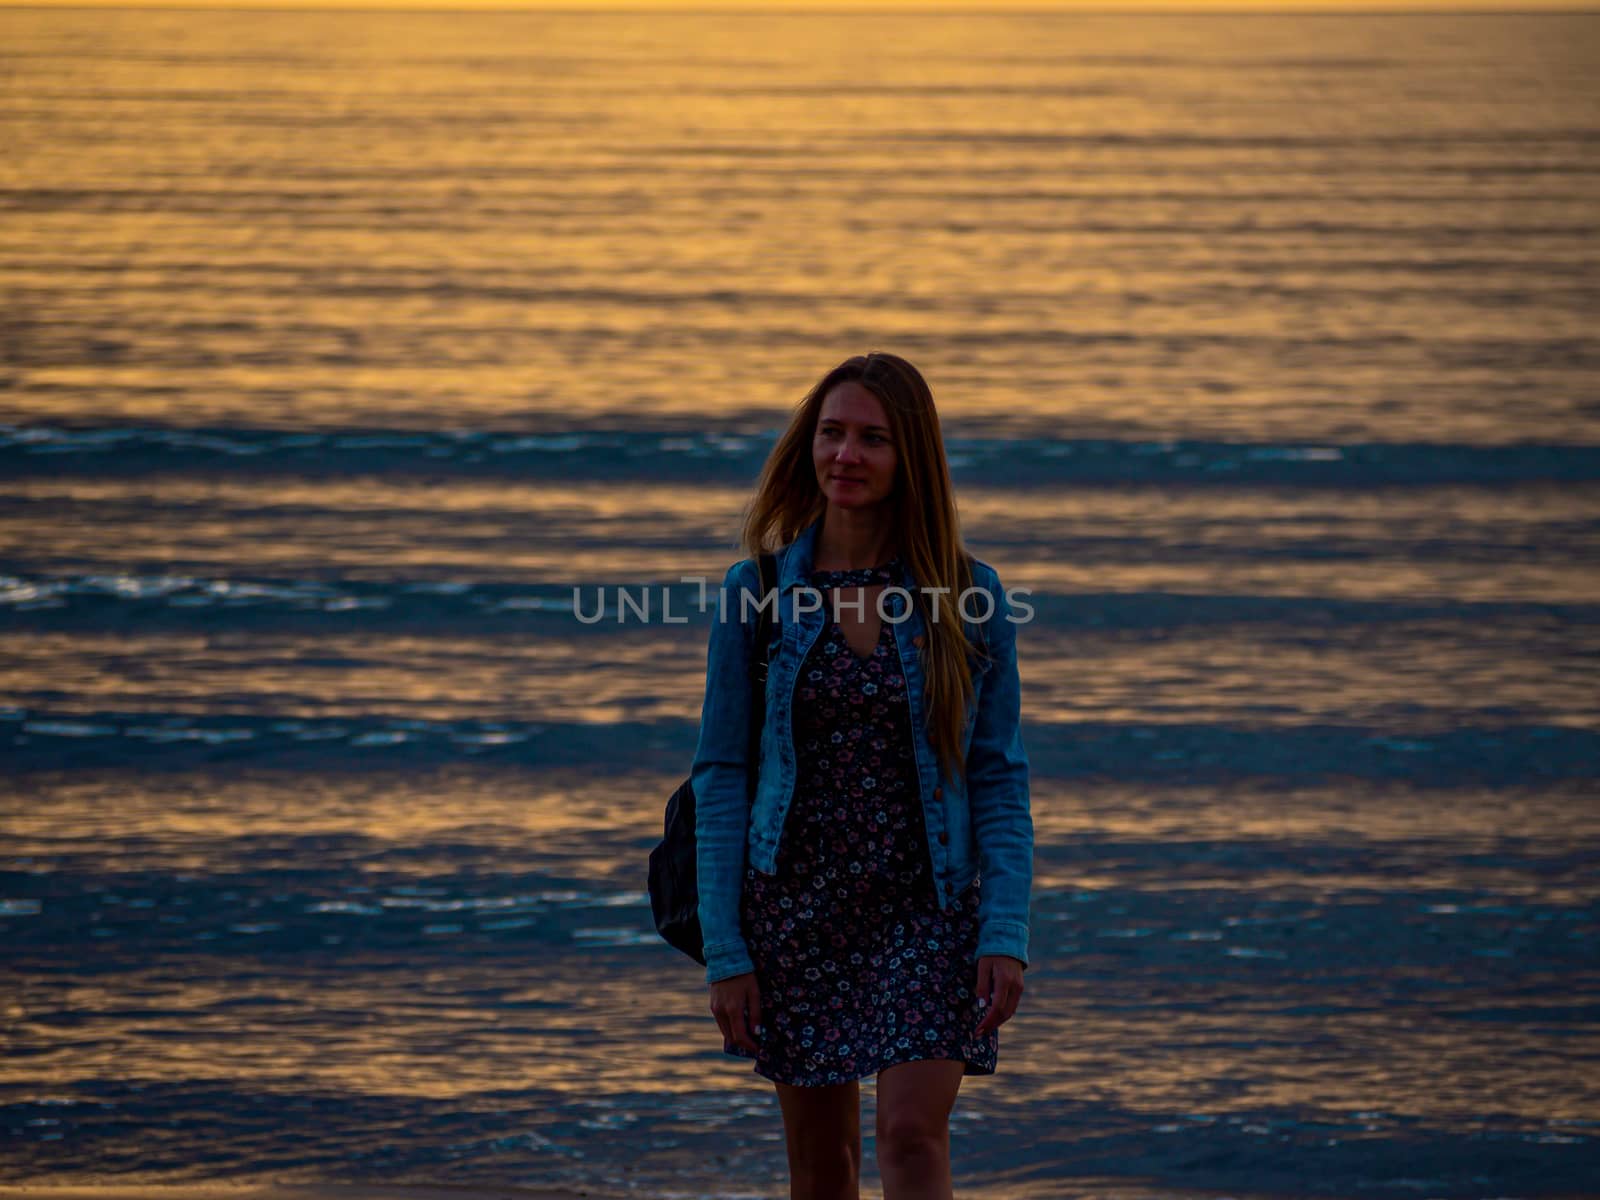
974 954 1025 1036
709 972 763 1054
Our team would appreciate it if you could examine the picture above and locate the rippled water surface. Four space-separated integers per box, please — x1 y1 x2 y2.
1 6 1597 1198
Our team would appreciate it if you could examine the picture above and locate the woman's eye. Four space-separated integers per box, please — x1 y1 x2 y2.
818 428 887 444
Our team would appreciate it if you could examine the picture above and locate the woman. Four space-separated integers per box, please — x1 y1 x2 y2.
690 351 1033 1200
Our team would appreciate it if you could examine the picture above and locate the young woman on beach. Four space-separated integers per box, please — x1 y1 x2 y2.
690 351 1033 1200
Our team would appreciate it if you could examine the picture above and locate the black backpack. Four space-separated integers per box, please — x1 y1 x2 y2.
648 552 777 965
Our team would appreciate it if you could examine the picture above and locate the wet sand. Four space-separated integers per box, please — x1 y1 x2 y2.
0 1185 607 1200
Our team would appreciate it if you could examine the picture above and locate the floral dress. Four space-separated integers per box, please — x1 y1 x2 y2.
727 554 998 1086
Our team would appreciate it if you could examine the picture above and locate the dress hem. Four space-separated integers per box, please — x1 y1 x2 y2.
724 1045 998 1087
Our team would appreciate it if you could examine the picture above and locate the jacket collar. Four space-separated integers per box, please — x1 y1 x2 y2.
775 513 823 595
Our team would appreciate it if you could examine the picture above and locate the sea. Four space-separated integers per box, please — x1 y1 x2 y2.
1 5 1597 1197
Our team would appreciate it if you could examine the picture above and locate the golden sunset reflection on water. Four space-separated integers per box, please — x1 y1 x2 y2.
5 767 1596 1120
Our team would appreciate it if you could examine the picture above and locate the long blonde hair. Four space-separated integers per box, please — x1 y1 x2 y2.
738 351 982 784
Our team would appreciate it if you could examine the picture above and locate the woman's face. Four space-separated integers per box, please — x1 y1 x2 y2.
813 381 898 511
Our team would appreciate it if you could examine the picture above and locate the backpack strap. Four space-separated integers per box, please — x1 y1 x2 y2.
745 552 777 796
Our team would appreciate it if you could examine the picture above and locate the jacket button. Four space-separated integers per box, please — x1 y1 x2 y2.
934 786 943 800
938 832 948 845
912 634 925 648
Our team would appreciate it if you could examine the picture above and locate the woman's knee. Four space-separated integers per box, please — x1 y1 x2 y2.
791 1140 860 1189
875 1109 949 1170
776 1081 861 1184
786 1123 859 1197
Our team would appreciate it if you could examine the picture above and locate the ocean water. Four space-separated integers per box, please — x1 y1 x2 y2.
1 6 1598 1198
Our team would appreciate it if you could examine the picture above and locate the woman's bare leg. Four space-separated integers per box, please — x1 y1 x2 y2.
875 1059 966 1200
773 1077 862 1200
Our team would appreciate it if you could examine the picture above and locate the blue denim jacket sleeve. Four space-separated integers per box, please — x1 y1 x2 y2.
690 558 759 985
967 566 1034 969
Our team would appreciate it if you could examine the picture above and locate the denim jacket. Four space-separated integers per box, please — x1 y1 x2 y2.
690 515 1033 986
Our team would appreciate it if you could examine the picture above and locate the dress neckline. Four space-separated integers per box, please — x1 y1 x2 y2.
809 553 901 582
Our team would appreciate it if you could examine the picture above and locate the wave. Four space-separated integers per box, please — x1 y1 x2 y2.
4 423 1599 486
6 708 1595 783
3 570 1594 634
